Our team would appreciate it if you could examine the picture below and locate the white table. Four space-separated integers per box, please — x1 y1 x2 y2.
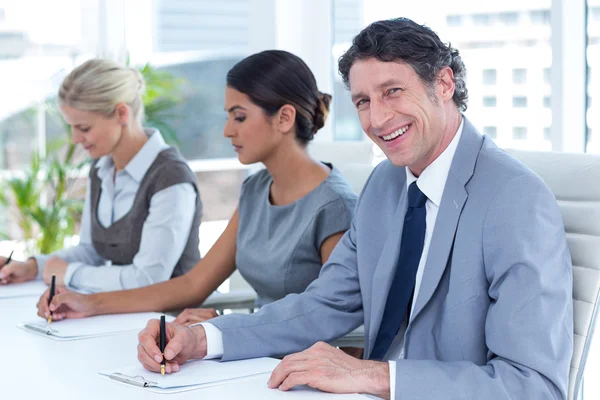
2 295 367 399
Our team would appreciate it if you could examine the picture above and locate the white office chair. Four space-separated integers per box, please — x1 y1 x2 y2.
507 149 600 400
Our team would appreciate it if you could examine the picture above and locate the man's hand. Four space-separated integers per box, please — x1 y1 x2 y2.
137 320 208 374
0 257 38 284
174 308 219 326
36 287 97 320
43 256 68 285
268 342 390 399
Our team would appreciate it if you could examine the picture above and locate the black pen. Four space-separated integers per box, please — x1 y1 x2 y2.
47 274 56 324
160 315 166 375
4 250 13 266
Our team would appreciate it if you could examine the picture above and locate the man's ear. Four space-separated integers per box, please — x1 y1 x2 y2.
114 103 130 125
276 104 296 133
437 66 456 102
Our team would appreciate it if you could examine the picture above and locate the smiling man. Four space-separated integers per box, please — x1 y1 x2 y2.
137 18 573 400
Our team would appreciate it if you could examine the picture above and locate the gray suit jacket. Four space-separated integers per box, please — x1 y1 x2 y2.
211 117 573 400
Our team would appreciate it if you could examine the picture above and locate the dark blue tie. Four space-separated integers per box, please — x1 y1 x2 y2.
370 181 427 361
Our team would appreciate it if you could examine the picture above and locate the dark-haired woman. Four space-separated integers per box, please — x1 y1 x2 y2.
36 50 357 323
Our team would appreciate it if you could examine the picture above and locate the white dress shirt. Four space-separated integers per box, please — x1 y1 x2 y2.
199 119 465 399
34 129 197 293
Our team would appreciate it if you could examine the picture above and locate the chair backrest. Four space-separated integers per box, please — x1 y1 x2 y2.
308 140 374 166
506 149 600 400
308 141 375 194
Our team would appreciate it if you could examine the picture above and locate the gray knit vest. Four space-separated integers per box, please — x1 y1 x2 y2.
89 148 202 278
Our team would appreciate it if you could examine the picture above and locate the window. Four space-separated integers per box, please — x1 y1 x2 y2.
500 12 519 25
544 127 551 141
473 13 491 26
512 96 528 107
512 68 528 84
483 96 497 107
332 0 364 141
482 69 497 85
543 67 551 84
543 96 551 108
0 0 90 170
135 0 248 160
446 15 462 27
338 1 552 152
512 127 528 140
530 10 550 25
587 3 598 154
483 126 497 139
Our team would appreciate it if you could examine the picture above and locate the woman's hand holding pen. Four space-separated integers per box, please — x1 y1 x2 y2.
36 287 97 320
174 308 219 326
137 320 208 374
0 257 38 284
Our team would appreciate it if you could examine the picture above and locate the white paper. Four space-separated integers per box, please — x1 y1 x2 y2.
18 312 172 340
0 280 48 299
99 358 280 393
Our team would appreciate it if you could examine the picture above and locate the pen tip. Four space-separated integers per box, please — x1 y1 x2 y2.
47 317 52 324
161 365 165 376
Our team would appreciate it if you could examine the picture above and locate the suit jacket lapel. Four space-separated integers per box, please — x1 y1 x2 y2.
367 183 408 354
410 175 467 321
410 117 484 322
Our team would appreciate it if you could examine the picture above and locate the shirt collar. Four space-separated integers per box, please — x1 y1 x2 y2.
405 117 465 207
94 128 168 183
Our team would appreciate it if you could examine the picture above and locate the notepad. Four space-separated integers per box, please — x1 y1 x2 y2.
100 358 280 393
0 280 48 299
18 312 172 340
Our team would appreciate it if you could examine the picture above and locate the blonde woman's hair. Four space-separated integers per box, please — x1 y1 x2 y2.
59 58 146 122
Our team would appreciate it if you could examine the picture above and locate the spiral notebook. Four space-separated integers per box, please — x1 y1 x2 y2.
99 358 280 394
18 312 172 340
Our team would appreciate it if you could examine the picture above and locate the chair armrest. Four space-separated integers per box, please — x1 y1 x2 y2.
201 289 258 312
329 325 365 348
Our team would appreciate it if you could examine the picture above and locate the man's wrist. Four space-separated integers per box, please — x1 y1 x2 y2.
190 324 208 359
357 360 391 399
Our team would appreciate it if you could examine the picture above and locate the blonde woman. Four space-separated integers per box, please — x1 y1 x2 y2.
0 59 202 293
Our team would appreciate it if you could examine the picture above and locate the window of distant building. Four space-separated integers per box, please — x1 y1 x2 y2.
473 13 491 26
543 67 551 84
513 127 528 140
501 12 519 25
544 127 551 141
513 68 527 84
543 96 551 108
446 15 462 27
482 69 497 84
530 10 550 25
513 96 528 107
483 96 497 107
483 126 497 139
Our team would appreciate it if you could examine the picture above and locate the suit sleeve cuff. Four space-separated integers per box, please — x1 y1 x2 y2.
195 322 223 359
389 361 396 399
